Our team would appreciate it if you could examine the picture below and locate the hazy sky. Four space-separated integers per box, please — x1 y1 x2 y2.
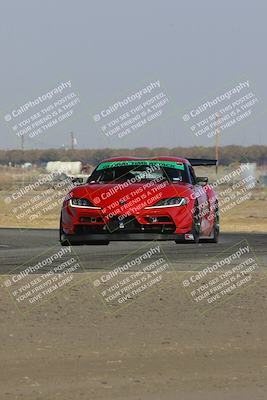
0 0 266 149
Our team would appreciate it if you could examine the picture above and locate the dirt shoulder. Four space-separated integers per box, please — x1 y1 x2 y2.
1 272 267 400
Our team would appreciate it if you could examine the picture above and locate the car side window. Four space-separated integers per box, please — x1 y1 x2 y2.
189 166 197 185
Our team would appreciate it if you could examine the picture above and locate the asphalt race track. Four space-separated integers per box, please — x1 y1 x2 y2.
0 228 266 274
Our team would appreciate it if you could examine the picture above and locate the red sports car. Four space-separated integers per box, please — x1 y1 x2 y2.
60 157 219 245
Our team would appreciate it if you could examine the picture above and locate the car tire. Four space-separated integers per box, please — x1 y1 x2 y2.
175 201 200 244
59 215 69 246
200 203 220 243
191 202 201 243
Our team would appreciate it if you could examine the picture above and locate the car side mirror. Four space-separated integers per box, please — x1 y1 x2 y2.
196 176 208 185
71 177 84 185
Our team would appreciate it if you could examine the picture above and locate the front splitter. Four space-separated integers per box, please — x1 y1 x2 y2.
63 233 186 243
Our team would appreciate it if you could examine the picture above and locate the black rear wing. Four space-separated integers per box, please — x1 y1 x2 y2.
187 158 218 167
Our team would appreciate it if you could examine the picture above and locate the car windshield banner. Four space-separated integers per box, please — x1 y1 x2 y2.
96 160 185 170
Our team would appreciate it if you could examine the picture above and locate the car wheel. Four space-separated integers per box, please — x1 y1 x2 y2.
175 202 200 244
191 202 201 243
200 203 220 243
59 215 69 246
209 203 220 243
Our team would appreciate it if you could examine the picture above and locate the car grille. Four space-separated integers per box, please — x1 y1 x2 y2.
75 225 105 234
106 216 140 233
75 217 175 234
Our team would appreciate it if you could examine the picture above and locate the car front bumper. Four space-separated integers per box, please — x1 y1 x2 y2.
62 232 193 244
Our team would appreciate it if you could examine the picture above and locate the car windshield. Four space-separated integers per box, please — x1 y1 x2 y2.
88 160 188 183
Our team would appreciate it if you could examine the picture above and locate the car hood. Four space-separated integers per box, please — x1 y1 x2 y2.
69 181 193 210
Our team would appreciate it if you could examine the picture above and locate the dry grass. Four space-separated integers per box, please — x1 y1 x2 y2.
220 199 267 232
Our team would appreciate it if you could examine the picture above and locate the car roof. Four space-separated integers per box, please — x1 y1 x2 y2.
100 156 190 164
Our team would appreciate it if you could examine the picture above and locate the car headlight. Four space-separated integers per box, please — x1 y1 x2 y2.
144 197 188 209
70 198 101 209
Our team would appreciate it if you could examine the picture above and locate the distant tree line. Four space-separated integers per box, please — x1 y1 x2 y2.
0 146 266 166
